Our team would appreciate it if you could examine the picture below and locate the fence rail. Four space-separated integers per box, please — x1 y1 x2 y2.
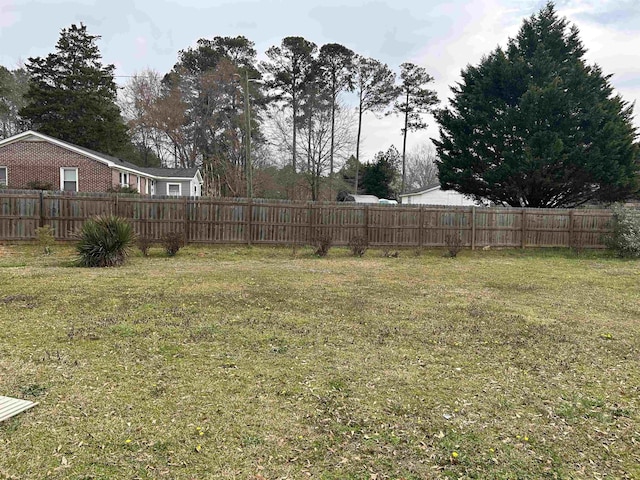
0 190 614 249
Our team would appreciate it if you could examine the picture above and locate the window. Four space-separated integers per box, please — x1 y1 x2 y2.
119 171 129 187
136 176 141 193
144 178 149 195
167 183 181 196
150 180 155 195
0 167 6 187
60 168 78 192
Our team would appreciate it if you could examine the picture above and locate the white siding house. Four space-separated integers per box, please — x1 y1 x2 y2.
399 184 477 206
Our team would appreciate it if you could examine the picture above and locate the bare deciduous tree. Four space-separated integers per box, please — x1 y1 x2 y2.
263 102 355 200
404 142 439 191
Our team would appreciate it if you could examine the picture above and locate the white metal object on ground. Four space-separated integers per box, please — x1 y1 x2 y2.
0 395 38 422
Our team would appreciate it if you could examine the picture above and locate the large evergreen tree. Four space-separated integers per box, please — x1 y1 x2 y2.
20 24 129 155
0 66 28 139
167 35 263 172
361 146 400 199
434 3 639 207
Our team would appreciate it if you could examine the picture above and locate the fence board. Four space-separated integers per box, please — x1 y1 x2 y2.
0 191 40 240
0 190 617 249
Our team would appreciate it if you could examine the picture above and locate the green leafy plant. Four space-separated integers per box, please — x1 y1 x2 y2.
35 225 55 254
162 231 185 257
604 204 640 258
75 215 135 267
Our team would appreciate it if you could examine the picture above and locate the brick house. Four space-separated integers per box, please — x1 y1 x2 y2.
0 131 203 196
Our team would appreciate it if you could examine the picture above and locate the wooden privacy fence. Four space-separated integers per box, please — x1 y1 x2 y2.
0 190 614 249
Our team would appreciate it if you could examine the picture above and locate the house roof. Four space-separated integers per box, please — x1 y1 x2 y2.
142 167 200 179
344 194 380 203
399 181 441 197
0 130 201 181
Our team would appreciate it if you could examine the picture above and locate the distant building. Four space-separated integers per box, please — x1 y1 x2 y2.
399 182 477 206
337 193 398 204
0 130 203 196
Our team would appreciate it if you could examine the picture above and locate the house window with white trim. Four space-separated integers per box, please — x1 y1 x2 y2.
145 178 149 195
119 172 129 187
136 176 140 192
0 166 7 187
167 183 181 196
150 180 156 195
60 168 78 192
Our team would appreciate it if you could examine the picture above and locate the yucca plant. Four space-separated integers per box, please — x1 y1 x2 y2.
75 215 135 267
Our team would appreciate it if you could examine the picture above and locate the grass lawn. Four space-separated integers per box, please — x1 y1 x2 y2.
0 244 639 479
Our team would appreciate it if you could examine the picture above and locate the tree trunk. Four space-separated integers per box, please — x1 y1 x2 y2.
292 90 297 173
330 84 336 176
307 94 313 171
401 91 409 194
355 92 364 194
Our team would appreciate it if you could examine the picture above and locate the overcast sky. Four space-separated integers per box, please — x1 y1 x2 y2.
1 0 639 162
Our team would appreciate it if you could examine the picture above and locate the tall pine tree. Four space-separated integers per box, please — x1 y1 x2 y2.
20 24 129 155
393 62 438 193
352 56 397 192
317 43 355 178
434 3 639 207
262 37 317 173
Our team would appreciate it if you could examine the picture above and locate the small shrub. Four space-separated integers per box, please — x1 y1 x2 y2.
35 225 55 255
26 180 54 190
290 243 301 257
604 204 640 258
162 231 185 257
137 236 153 256
570 231 587 256
75 215 135 267
444 231 463 258
108 185 139 194
312 231 332 257
348 234 369 257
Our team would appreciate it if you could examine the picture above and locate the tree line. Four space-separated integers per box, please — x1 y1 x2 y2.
0 25 438 201
1 2 638 206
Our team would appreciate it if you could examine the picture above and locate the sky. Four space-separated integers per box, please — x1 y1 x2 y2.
1 0 639 163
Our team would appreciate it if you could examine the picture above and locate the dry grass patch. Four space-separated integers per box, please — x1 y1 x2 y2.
0 245 639 479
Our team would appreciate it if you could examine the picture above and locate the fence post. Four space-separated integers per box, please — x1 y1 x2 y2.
418 206 424 247
471 206 476 250
183 196 190 244
364 205 370 245
114 194 119 216
569 210 574 248
39 190 45 228
521 208 526 249
308 203 314 244
246 198 253 246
